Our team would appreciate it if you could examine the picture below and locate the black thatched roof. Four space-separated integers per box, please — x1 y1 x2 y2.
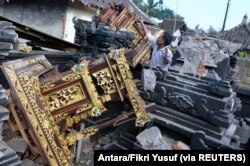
158 19 187 35
80 0 156 25
220 21 250 50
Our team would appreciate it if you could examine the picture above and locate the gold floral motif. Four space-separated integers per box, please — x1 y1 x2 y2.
92 70 116 94
31 76 51 116
54 112 69 122
76 103 93 114
46 84 86 112
19 75 71 164
66 110 91 128
62 73 81 82
50 103 93 127
40 82 55 93
65 127 99 146
2 56 69 166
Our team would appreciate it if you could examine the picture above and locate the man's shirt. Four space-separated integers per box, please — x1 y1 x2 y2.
146 32 173 69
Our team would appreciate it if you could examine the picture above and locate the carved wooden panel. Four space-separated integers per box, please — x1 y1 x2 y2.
99 4 163 67
2 56 69 166
2 48 150 165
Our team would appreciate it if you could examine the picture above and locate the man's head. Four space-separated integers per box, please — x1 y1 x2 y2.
156 31 173 47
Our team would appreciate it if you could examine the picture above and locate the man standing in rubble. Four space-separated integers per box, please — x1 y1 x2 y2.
139 18 173 70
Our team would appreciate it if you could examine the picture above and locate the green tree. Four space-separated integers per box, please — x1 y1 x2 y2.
133 0 184 21
148 0 154 7
133 0 143 6
146 0 159 15
159 0 163 10
175 14 184 21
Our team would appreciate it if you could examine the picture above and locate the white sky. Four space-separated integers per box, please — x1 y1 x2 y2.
160 0 250 31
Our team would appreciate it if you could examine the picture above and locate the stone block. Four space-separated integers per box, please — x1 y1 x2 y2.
21 158 34 166
141 69 157 92
7 138 28 153
136 126 162 148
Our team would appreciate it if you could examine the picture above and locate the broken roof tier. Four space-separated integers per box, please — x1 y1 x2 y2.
220 15 250 50
79 0 156 25
159 19 187 35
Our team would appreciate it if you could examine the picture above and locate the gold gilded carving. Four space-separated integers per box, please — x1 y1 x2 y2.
40 82 55 93
100 94 111 103
55 103 93 125
19 74 72 164
31 76 52 118
132 43 151 66
110 6 133 29
112 66 124 89
104 54 124 101
66 127 99 146
92 70 116 94
108 48 150 127
20 64 46 77
72 60 106 113
3 56 69 166
65 105 101 128
66 110 91 128
62 73 81 82
3 56 72 166
54 113 69 122
47 84 85 112
76 103 93 114
127 25 143 47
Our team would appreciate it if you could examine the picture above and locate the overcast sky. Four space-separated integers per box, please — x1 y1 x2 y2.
162 0 250 31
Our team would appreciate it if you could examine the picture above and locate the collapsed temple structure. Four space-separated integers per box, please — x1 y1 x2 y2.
0 1 250 165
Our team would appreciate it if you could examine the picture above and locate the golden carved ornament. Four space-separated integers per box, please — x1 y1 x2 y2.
72 60 107 113
100 94 111 103
61 73 81 82
127 24 143 47
40 82 55 93
110 6 133 29
54 112 69 122
66 109 92 128
92 70 116 94
108 48 150 127
2 56 71 165
76 103 93 114
46 84 86 112
66 127 99 146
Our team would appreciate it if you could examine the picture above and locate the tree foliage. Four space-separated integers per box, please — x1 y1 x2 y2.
133 0 184 21
237 50 247 58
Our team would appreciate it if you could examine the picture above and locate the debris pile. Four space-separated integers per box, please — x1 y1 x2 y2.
139 34 250 149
